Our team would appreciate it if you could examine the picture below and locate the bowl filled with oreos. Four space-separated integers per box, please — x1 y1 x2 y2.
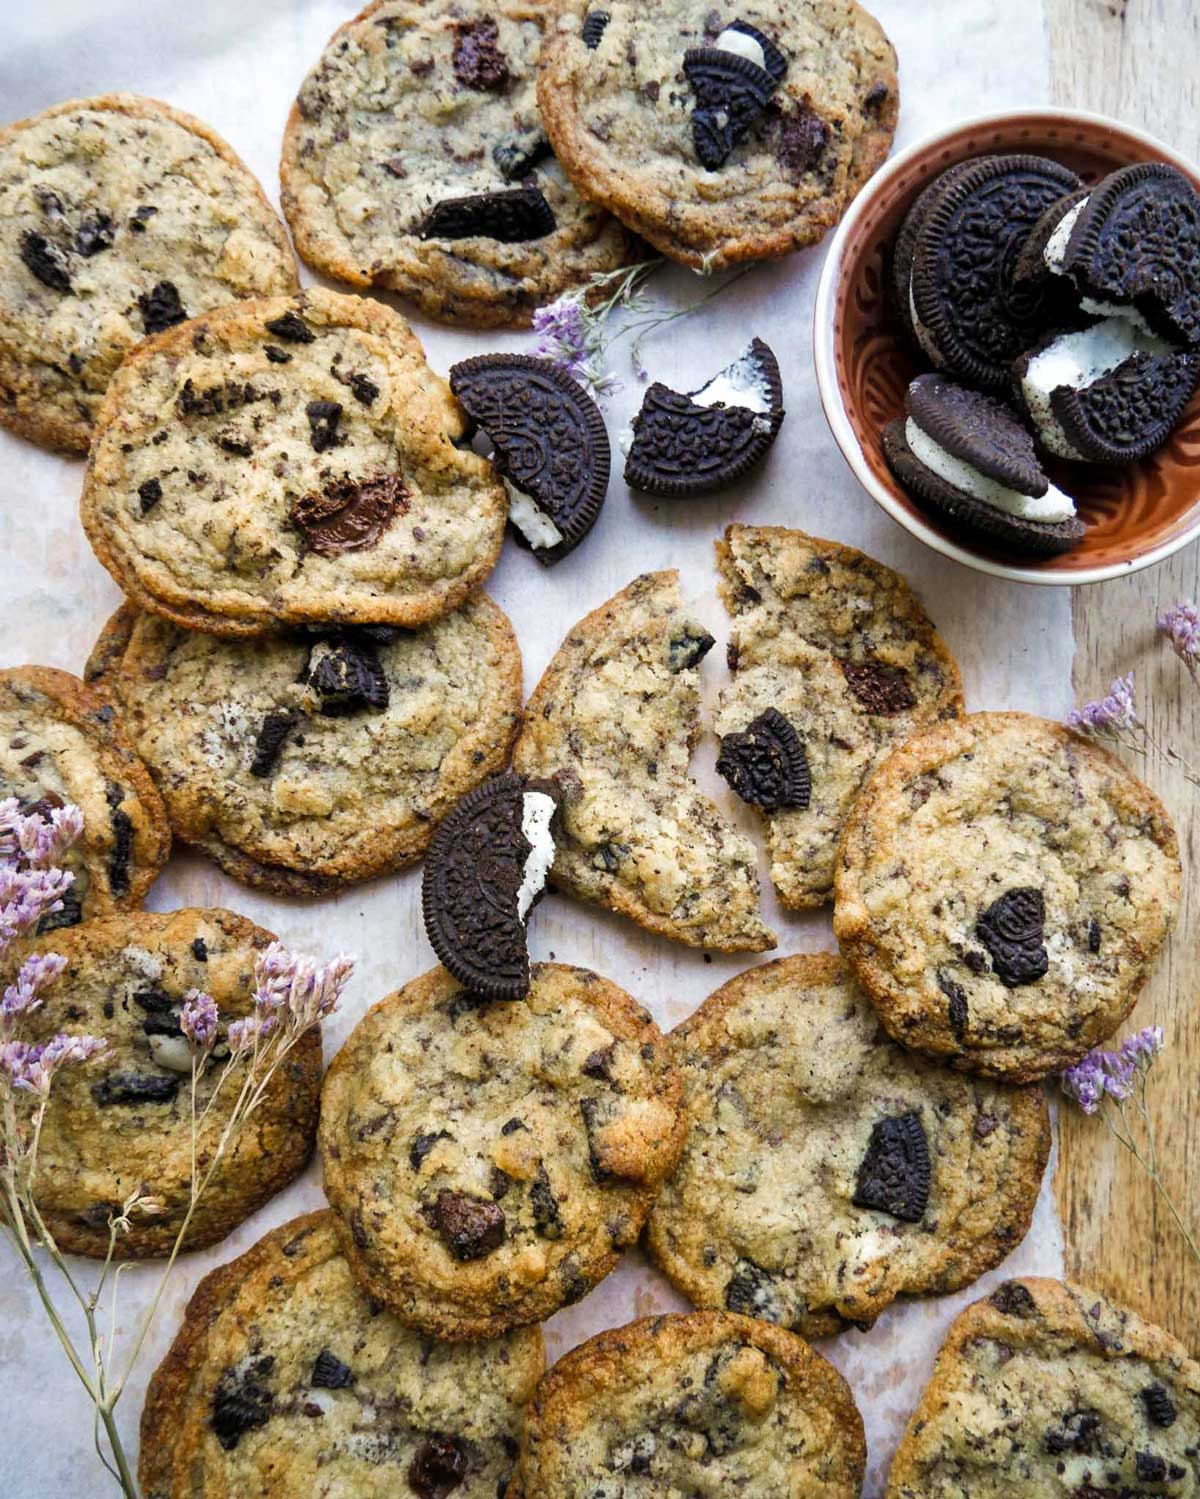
814 108 1200 584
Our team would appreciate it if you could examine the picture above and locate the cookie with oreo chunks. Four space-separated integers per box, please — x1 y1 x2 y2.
646 954 1049 1338
280 0 633 329
450 354 611 563
508 1312 866 1497
883 373 1085 556
537 0 898 272
80 289 508 637
716 525 962 910
512 569 776 952
0 94 297 454
319 962 685 1340
83 598 521 897
887 1279 1200 1499
6 908 321 1258
0 666 169 928
834 712 1181 1081
423 774 557 1000
139 1211 543 1499
624 339 784 495
907 154 1082 389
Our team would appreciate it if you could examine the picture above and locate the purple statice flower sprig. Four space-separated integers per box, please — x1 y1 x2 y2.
1158 601 1200 685
1067 672 1200 787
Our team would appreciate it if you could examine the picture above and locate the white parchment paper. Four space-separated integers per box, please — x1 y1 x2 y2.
0 2 1067 1493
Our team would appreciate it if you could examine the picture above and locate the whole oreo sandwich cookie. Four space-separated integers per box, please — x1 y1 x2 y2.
624 339 784 495
423 773 558 1001
883 373 1085 556
890 159 988 343
908 154 1082 389
1015 321 1199 463
450 354 610 563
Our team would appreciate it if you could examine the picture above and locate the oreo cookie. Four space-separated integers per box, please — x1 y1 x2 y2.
449 355 610 565
716 708 810 812
908 155 1082 389
890 159 983 343
418 187 556 243
683 23 787 171
883 373 1085 556
1012 187 1091 301
1014 322 1199 464
422 774 558 1001
624 339 784 496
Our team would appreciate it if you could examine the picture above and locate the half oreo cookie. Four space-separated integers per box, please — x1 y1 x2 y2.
419 186 556 243
450 355 610 564
422 774 558 1001
883 373 1084 556
890 158 985 343
683 22 787 171
624 339 784 496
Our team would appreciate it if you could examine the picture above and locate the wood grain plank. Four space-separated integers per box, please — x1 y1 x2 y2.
1047 0 1200 1347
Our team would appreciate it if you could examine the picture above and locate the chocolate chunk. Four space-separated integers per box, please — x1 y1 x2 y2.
581 9 610 47
428 1189 506 1260
582 1044 616 1079
410 1129 452 1171
990 1280 1038 1317
838 658 916 715
311 1349 353 1389
419 187 556 243
579 1096 611 1182
91 1071 180 1107
938 972 969 1036
264 310 315 343
408 1435 468 1499
137 478 163 514
976 887 1049 987
724 1258 786 1322
530 1165 564 1239
105 782 133 897
852 1110 931 1223
492 133 552 181
864 80 890 110
1136 1451 1168 1482
304 634 389 716
666 626 715 673
19 231 72 292
683 48 780 170
776 108 830 182
264 344 292 364
1141 1384 1178 1428
249 710 300 778
210 1357 275 1451
217 432 254 458
192 937 208 962
716 707 810 812
138 280 187 335
305 399 342 453
290 472 406 556
453 17 509 90
75 213 114 257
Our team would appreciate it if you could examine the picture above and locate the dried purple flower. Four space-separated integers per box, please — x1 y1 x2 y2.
1061 1051 1107 1115
180 990 219 1052
1067 673 1139 736
2 1032 107 1096
1158 601 1200 683
1061 1026 1166 1114
0 798 84 870
250 941 353 1032
0 865 75 947
1 952 67 1032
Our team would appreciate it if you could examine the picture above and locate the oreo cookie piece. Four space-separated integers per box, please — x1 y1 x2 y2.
1048 163 1200 346
909 154 1083 390
581 9 610 48
1012 187 1091 299
890 160 982 343
624 339 784 496
418 187 556 244
682 37 784 171
852 1110 931 1223
716 708 810 812
422 774 558 1001
303 634 389 716
883 373 1085 557
449 355 610 565
1015 321 1199 464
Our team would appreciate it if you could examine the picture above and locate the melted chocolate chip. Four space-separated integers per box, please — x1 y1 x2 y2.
428 1189 506 1260
290 473 406 556
452 17 509 90
408 1434 469 1498
838 658 916 714
852 1110 931 1222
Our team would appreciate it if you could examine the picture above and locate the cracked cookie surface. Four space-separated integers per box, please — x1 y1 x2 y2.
646 953 1049 1339
281 0 633 327
834 712 1181 1081
319 962 685 1340
85 597 521 896
140 1211 544 1499
887 1278 1200 1498
507 1311 866 1497
0 666 169 927
716 525 963 909
512 569 776 951
0 93 297 453
537 0 898 270
80 287 507 636
9 908 321 1258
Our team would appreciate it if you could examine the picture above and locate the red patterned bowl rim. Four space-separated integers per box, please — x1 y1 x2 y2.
813 106 1200 588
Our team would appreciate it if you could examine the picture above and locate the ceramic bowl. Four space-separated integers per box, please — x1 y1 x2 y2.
813 107 1200 585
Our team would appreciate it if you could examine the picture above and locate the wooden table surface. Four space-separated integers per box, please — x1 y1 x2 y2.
1047 0 1200 1349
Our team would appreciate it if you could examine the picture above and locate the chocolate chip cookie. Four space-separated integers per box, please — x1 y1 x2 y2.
140 1211 544 1499
11 908 321 1258
79 288 507 637
646 954 1050 1339
512 569 776 951
507 1311 866 1497
281 0 633 328
834 713 1181 1082
715 526 962 910
887 1278 1200 1498
319 962 685 1340
84 597 521 897
537 0 898 271
0 93 297 454
0 666 169 928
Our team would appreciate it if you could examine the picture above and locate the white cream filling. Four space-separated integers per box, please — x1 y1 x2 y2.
517 792 557 921
1043 197 1087 272
505 480 564 550
148 1032 194 1074
905 417 1076 523
692 347 774 412
714 26 767 70
1019 318 1175 459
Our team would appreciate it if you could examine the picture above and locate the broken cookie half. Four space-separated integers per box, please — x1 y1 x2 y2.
512 569 775 952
